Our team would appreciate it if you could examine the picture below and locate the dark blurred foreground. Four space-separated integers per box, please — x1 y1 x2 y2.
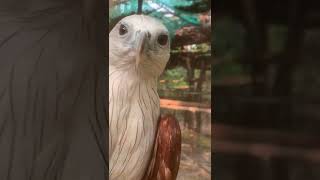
213 1 320 180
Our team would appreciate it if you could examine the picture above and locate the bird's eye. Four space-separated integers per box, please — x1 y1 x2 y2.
119 24 128 35
157 34 168 46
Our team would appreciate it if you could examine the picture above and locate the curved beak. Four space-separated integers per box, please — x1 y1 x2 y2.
135 31 147 67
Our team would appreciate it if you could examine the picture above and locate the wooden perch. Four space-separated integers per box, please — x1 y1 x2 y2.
160 99 211 113
213 124 320 162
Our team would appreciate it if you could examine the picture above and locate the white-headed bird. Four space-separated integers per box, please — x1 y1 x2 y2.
109 15 181 180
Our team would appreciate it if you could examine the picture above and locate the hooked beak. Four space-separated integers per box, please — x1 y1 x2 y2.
135 31 147 67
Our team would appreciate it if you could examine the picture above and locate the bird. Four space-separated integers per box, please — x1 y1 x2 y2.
109 14 181 180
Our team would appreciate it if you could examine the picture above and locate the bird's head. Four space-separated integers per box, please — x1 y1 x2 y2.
109 15 170 79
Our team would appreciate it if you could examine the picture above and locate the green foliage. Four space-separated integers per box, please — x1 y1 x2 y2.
213 18 247 80
214 62 246 81
213 17 287 80
159 67 189 89
214 17 288 59
268 25 287 53
213 17 246 58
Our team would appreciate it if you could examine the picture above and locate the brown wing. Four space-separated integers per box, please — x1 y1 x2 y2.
142 114 182 180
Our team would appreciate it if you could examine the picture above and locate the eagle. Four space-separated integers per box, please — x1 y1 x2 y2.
109 15 181 180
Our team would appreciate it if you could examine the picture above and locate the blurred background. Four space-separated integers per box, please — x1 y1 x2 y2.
109 0 211 180
214 0 320 180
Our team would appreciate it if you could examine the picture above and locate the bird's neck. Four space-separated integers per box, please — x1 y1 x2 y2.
109 65 161 179
109 66 158 88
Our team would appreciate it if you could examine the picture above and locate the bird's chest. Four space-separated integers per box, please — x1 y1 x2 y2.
109 73 159 179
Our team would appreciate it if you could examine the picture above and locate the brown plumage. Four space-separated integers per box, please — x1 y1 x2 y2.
143 114 182 180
